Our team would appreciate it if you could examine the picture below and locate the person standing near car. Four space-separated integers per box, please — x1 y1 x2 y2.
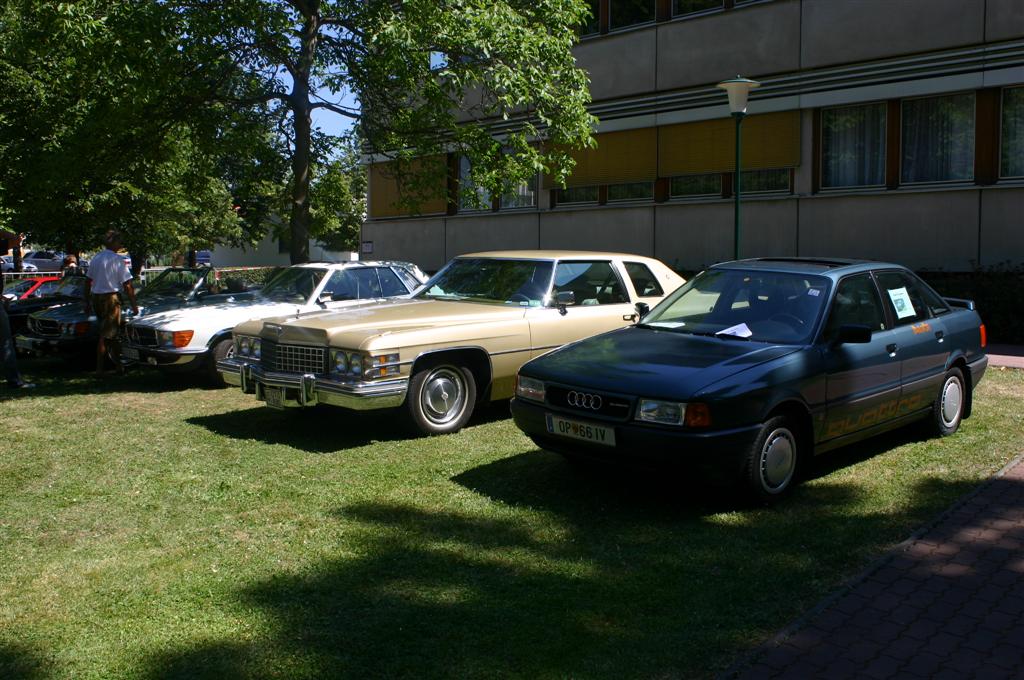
0 276 33 389
84 231 138 376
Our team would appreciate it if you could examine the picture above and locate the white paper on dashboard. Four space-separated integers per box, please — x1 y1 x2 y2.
887 287 915 319
647 321 686 329
716 322 753 338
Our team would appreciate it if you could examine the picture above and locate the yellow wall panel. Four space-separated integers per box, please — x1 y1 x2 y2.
368 156 448 218
658 111 801 176
548 128 659 188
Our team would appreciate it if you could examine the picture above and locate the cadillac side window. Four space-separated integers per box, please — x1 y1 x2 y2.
624 262 664 297
377 267 408 297
875 271 929 326
552 261 628 305
391 265 421 291
823 274 886 341
351 268 383 298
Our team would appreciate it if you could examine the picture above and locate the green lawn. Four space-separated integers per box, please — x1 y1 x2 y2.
2 359 1022 679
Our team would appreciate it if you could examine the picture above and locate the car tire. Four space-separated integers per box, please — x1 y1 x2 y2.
741 415 801 504
207 338 235 387
928 367 966 437
406 362 477 435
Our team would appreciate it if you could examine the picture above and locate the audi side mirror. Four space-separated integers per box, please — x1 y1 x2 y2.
834 324 872 345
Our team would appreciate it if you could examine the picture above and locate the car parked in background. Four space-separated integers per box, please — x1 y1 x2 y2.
221 251 685 435
2 275 60 303
21 251 65 272
6 275 86 336
15 267 219 361
1 255 39 273
511 258 988 502
124 261 428 384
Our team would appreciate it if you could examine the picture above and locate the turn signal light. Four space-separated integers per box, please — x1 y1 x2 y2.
684 403 711 428
171 330 194 348
73 322 91 336
979 323 987 349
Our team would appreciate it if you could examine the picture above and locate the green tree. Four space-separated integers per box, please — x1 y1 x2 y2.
0 0 289 267
174 0 595 263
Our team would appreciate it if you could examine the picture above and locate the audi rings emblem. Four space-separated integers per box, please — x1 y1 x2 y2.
567 391 602 410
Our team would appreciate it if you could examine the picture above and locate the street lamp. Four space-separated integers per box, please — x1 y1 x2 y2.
717 76 760 261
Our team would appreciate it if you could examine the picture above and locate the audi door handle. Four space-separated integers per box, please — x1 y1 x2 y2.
886 343 898 357
935 330 944 343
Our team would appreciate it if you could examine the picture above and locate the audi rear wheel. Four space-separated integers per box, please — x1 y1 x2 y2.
406 362 477 435
927 367 965 437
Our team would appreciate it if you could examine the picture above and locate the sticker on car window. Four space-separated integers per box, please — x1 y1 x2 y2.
887 287 915 319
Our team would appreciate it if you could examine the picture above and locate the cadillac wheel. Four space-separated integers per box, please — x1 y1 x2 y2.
406 363 477 435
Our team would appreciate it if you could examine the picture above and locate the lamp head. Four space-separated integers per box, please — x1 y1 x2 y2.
717 76 761 114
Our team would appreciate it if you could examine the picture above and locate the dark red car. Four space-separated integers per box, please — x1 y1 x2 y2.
2 275 61 301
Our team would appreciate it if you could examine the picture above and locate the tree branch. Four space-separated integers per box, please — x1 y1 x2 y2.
309 101 360 119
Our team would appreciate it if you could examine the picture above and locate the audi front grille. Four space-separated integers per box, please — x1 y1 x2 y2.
546 385 633 421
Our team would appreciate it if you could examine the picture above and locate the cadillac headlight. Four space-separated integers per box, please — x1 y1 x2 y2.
251 338 261 359
238 336 251 356
515 375 546 403
329 350 400 380
636 399 686 426
332 350 348 373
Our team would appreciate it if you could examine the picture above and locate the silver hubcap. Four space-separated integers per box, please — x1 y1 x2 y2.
421 367 466 425
941 376 963 428
760 427 796 493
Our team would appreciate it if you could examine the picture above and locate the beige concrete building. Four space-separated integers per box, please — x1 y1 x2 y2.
362 0 1024 272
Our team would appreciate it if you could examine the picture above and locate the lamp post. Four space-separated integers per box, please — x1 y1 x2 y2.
717 76 760 261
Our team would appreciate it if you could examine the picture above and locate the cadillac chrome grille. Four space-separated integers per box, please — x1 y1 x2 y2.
272 343 326 374
30 317 60 338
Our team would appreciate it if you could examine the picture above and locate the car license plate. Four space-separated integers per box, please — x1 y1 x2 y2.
15 336 34 351
264 386 284 409
545 413 615 447
122 346 140 361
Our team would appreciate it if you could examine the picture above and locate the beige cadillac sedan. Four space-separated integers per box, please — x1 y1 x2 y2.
219 251 684 435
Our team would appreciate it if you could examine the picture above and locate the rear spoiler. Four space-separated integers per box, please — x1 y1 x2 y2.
944 297 976 311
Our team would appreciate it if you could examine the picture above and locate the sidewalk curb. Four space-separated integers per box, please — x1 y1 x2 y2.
718 450 1024 680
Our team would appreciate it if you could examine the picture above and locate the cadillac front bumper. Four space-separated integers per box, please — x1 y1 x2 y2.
216 356 408 410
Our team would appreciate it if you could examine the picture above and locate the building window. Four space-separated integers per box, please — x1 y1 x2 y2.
670 173 721 198
739 168 790 193
607 181 654 202
672 0 722 17
458 156 492 211
580 0 600 36
555 186 600 205
501 175 538 210
821 103 886 188
901 93 975 184
610 0 656 30
1001 87 1024 179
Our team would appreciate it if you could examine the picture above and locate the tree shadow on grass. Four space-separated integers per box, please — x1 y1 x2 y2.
185 400 512 453
0 640 51 680
0 356 222 402
141 454 981 679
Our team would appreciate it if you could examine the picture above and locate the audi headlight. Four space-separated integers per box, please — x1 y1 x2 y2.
515 375 546 403
636 399 686 426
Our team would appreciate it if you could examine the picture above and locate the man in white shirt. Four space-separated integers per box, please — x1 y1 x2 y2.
84 231 138 376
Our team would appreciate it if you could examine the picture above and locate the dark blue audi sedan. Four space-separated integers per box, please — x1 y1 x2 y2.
510 258 988 502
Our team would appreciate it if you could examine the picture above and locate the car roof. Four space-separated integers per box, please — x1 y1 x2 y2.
714 257 905 278
458 250 662 261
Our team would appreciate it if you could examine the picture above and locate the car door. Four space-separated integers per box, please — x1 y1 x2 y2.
820 272 902 442
874 270 949 416
525 260 637 359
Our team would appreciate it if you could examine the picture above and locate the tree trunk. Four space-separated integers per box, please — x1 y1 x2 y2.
288 9 320 265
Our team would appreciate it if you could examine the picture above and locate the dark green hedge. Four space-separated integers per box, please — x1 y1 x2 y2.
919 268 1024 345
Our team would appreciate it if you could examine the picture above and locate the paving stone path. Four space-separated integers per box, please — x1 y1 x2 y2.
730 456 1024 680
